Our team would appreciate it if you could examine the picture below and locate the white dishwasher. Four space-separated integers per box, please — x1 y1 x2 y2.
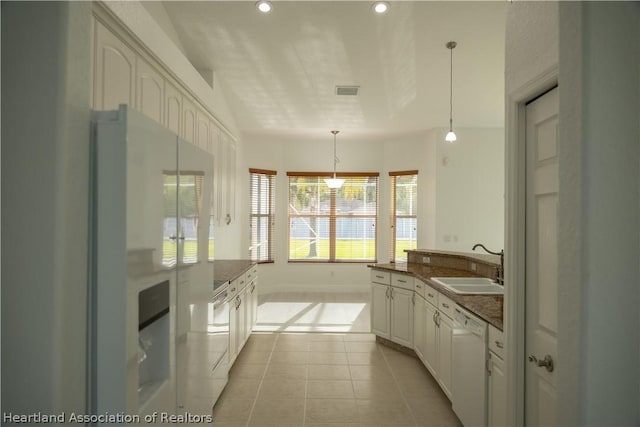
452 304 488 427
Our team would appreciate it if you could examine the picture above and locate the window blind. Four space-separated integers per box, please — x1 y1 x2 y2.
390 170 418 263
287 172 379 263
250 168 276 262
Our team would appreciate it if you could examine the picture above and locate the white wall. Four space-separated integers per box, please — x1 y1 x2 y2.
240 129 504 293
506 1 640 424
1 1 91 416
435 127 504 252
570 3 639 424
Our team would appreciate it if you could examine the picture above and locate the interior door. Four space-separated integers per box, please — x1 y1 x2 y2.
525 87 559 425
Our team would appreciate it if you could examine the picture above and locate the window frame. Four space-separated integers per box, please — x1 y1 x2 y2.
249 168 277 263
287 171 379 263
390 170 418 263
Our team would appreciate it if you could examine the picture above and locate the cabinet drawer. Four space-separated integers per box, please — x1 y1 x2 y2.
414 279 426 299
371 270 391 285
489 325 506 359
229 273 247 297
391 273 414 291
424 283 438 307
246 265 258 283
438 294 455 319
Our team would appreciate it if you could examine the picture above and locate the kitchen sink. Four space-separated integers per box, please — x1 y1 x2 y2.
430 277 504 295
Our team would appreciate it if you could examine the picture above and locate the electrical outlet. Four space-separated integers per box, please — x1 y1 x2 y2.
423 256 431 264
471 262 477 271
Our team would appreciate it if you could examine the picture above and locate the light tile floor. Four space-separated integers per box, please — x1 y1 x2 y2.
212 332 462 427
253 291 371 333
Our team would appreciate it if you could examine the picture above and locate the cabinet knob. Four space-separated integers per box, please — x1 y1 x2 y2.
495 340 504 349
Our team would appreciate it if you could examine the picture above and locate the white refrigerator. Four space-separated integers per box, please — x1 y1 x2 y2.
91 105 222 422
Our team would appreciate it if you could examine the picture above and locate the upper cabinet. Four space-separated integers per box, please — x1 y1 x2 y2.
165 81 182 136
91 13 237 227
93 20 135 110
136 58 164 124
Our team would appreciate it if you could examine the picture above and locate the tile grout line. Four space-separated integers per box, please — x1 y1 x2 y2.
378 343 420 427
243 332 276 427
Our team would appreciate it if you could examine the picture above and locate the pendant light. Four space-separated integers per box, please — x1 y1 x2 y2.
445 41 457 143
324 130 345 189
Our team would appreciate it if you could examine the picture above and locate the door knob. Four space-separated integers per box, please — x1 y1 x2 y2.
528 354 554 372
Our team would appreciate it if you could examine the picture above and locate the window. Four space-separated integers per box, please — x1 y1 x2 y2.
288 172 379 263
390 170 418 262
163 171 204 266
250 168 276 262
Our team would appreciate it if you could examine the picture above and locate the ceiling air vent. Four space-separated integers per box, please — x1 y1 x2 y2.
335 86 360 96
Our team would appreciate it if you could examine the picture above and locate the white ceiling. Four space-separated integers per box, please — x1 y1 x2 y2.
162 1 508 139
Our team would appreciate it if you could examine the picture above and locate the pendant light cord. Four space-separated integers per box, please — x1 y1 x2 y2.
449 44 453 131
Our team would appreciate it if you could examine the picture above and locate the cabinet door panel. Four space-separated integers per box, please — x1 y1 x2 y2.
94 21 135 110
424 302 438 376
413 296 427 362
165 81 182 136
390 287 413 348
196 110 210 151
182 97 196 144
371 284 390 338
438 314 453 400
136 58 164 124
488 352 507 427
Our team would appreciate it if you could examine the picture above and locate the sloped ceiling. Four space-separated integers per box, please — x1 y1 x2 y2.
162 1 508 139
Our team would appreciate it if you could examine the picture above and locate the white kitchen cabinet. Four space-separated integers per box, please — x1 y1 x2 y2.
437 311 453 399
488 350 506 426
488 325 506 426
246 265 259 331
371 270 414 348
196 109 210 152
424 299 439 376
371 283 391 338
164 81 182 135
93 20 136 110
181 96 196 145
136 57 164 124
390 286 414 348
216 132 236 225
413 293 427 362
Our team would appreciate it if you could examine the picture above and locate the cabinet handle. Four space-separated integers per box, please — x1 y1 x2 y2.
385 287 390 298
428 293 434 298
416 284 422 289
390 288 394 299
225 214 231 225
495 340 504 349
412 294 415 305
376 275 384 279
397 279 407 283
442 303 450 309
231 287 236 292
432 311 438 324
251 284 256 293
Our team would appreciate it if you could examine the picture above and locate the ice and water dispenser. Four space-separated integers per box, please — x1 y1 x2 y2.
137 280 170 405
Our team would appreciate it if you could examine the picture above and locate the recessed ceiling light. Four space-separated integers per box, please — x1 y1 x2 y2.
372 1 390 14
256 1 272 13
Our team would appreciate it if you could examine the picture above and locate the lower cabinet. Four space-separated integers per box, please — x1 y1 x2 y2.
488 351 506 426
370 283 414 347
437 311 453 399
228 265 259 367
371 283 391 338
390 286 414 348
423 299 439 376
413 295 427 361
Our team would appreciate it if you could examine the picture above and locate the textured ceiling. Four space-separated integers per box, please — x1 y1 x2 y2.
162 1 508 139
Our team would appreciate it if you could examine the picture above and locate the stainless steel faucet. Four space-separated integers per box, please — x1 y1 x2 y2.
472 244 504 285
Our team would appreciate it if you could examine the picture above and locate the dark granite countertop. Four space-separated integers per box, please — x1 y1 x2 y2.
213 260 256 290
369 262 503 331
